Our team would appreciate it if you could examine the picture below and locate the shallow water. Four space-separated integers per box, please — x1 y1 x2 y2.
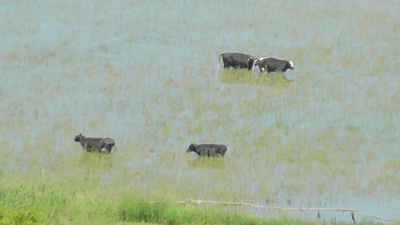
1 0 400 223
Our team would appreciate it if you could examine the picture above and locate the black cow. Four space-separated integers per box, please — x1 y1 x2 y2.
74 133 117 154
186 143 227 157
254 57 294 73
219 52 258 70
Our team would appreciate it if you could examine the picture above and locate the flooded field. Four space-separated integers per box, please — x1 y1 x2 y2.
1 0 399 223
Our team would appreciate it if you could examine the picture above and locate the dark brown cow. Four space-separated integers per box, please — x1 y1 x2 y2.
186 143 227 157
74 133 117 154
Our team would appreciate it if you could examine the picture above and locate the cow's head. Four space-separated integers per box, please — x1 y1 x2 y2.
74 133 84 142
186 143 197 153
288 60 294 70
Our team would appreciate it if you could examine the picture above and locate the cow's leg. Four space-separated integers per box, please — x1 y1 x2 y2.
84 144 91 152
216 148 222 157
209 148 217 157
267 65 273 73
106 145 111 154
222 59 230 69
89 146 97 152
106 144 114 154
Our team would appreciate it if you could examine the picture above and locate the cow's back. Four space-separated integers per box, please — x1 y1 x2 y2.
220 52 254 69
104 137 115 145
229 53 252 64
265 58 287 70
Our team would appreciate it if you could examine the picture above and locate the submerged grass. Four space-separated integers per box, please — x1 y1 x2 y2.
218 70 293 87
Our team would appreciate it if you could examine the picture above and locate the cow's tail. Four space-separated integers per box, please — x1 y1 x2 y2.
217 54 223 70
252 58 258 72
113 145 117 155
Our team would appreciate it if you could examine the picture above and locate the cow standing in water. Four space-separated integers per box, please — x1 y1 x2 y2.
219 52 258 70
186 143 227 157
74 133 117 154
253 57 294 73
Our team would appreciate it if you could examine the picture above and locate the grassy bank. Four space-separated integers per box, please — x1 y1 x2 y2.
0 178 383 225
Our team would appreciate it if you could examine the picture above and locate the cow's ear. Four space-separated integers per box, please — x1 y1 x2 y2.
194 143 197 147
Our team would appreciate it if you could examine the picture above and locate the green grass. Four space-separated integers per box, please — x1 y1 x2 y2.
120 201 314 225
0 180 383 225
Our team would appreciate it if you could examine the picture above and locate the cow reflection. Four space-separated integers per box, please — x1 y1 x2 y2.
185 157 226 170
218 70 293 87
78 151 113 170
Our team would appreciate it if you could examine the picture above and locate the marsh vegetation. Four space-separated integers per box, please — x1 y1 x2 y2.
1 0 399 224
